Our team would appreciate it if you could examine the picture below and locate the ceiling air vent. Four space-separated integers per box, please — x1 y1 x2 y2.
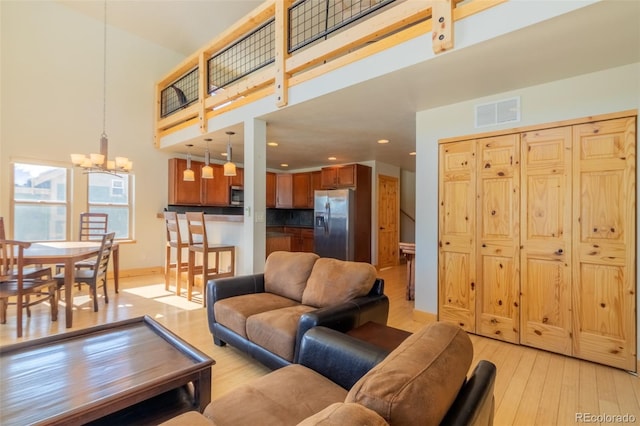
475 97 520 128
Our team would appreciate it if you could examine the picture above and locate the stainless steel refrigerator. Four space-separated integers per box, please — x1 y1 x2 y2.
314 189 355 261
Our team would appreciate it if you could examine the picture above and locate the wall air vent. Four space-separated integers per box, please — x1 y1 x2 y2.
475 97 520 128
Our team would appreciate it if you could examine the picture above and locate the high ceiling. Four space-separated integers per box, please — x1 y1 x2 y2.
58 0 640 172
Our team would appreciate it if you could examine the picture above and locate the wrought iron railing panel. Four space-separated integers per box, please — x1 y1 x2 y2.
208 19 276 93
289 0 396 52
160 67 199 118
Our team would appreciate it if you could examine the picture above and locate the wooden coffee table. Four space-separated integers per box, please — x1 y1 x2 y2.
0 316 214 425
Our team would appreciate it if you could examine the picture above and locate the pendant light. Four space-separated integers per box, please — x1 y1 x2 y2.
224 131 237 176
183 144 195 181
70 0 132 174
202 138 213 179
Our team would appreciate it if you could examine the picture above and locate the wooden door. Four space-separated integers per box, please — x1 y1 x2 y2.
438 140 476 332
520 127 572 355
572 116 636 371
476 134 520 343
377 175 399 269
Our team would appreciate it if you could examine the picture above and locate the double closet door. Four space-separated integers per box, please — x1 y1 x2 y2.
438 113 636 371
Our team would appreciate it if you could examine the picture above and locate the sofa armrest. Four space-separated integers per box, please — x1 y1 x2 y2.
293 294 389 362
440 360 497 426
368 278 384 296
206 274 265 332
297 327 388 390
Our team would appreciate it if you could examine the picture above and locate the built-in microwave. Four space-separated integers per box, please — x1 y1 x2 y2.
230 186 244 206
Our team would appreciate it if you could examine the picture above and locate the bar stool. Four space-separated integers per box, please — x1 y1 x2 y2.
185 212 235 306
163 211 189 296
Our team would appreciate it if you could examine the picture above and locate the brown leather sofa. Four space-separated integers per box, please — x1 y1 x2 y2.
206 251 390 369
162 322 496 426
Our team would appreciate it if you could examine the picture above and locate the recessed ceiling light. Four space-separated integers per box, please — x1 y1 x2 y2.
221 152 228 157
328 156 337 161
280 163 289 167
267 142 279 147
409 151 416 156
204 138 212 142
377 139 389 144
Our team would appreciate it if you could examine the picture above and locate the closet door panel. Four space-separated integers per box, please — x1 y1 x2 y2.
520 127 572 355
573 117 636 371
439 140 476 332
476 135 520 343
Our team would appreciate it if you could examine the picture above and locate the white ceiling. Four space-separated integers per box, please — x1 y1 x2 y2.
58 0 640 172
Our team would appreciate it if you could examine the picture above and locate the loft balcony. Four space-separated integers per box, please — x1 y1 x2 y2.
154 0 504 147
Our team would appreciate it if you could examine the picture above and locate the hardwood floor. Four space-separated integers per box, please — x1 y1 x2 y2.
1 264 639 425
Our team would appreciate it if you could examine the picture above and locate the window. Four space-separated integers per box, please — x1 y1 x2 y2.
12 162 69 241
88 173 134 240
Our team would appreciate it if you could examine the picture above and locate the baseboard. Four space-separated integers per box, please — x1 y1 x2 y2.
412 309 437 325
107 266 164 280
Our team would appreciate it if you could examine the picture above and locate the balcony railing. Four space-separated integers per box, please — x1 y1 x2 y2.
155 0 506 143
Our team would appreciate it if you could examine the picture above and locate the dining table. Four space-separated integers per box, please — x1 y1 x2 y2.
23 241 120 328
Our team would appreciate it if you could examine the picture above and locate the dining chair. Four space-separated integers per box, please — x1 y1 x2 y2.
54 232 115 312
164 211 189 296
56 212 109 279
0 239 58 338
186 212 236 306
78 212 109 241
0 216 51 281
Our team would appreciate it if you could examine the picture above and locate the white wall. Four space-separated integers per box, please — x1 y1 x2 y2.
1 1 184 270
414 63 640 341
400 169 415 243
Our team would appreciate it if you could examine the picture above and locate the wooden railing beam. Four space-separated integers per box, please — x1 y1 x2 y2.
432 0 454 53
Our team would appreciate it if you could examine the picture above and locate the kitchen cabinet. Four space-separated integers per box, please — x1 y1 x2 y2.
266 233 291 258
292 173 311 208
230 167 244 187
292 172 320 208
168 158 202 205
284 227 314 252
266 172 276 208
168 158 242 206
437 113 636 370
275 173 293 208
202 163 229 206
320 164 368 188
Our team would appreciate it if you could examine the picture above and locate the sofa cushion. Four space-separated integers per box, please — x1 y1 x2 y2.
158 411 215 426
302 258 377 308
297 403 388 426
264 251 319 302
214 293 299 338
246 304 316 361
345 322 473 426
204 364 348 426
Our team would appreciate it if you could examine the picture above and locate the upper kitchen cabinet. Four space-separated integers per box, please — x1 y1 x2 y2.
230 167 244 187
276 173 293 208
168 158 202 205
168 158 242 206
266 172 276 208
202 163 229 206
320 164 369 189
292 171 321 208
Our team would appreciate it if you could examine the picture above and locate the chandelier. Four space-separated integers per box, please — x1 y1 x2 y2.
70 0 132 174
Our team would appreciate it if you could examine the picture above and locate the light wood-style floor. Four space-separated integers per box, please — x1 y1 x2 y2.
1 265 639 425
